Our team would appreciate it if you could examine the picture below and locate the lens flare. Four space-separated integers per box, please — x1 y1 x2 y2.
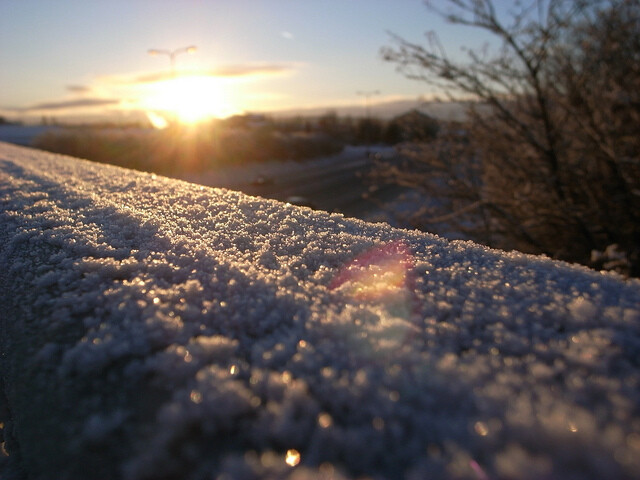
329 241 419 354
146 111 170 129
329 240 415 302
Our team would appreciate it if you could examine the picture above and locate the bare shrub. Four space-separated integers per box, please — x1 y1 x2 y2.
380 0 640 275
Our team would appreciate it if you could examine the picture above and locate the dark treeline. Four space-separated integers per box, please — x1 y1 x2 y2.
32 109 441 177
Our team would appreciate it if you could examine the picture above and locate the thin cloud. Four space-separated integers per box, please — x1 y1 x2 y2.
67 85 92 93
106 63 297 85
129 72 174 83
281 31 294 40
210 63 294 78
16 98 121 112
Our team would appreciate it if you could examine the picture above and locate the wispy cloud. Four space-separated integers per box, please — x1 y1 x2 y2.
281 31 294 40
104 63 297 85
15 98 121 112
210 63 295 78
66 85 92 93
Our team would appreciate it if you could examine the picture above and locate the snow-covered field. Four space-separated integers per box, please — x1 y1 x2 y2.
1 141 639 480
0 125 60 147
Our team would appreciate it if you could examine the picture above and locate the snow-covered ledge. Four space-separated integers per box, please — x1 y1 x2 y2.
1 141 639 480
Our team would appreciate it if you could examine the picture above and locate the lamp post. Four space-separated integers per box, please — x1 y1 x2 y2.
356 90 380 155
146 46 196 131
148 45 197 76
356 90 380 119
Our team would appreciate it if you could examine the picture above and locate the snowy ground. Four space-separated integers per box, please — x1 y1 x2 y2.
1 141 639 480
179 145 394 192
0 125 60 147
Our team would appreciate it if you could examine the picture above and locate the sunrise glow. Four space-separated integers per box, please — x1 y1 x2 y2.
141 75 242 126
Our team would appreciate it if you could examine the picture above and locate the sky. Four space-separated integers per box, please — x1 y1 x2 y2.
0 0 491 125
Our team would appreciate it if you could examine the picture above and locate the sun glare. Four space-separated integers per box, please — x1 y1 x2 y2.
142 75 241 126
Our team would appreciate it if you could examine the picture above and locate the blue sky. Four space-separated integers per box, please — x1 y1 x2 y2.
0 0 492 123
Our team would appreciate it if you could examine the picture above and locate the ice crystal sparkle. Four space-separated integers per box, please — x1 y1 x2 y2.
285 449 301 467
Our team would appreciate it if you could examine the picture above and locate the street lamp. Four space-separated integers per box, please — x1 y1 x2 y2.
356 90 380 119
357 90 380 155
148 45 197 76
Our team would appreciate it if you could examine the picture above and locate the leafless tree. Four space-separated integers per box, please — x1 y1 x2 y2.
380 0 640 275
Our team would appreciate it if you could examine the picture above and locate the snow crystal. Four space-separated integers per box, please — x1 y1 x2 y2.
1 141 640 480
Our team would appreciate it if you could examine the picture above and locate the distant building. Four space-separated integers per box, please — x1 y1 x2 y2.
387 109 440 143
225 113 270 129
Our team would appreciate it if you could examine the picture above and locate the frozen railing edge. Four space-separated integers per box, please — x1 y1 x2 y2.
1 141 640 480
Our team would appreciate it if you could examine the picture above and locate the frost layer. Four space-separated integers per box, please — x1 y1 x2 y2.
0 142 639 480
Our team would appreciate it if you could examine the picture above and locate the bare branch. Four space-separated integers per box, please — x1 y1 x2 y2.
381 0 640 274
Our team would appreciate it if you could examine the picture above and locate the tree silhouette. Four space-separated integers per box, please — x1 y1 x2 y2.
381 0 640 275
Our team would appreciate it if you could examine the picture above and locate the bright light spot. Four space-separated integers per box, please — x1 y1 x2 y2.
568 422 578 433
469 459 490 480
321 367 334 378
190 390 202 404
372 417 385 430
318 412 333 428
146 111 170 129
474 421 489 436
141 75 242 125
329 241 414 302
285 449 301 467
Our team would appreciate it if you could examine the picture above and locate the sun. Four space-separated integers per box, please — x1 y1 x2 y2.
142 75 242 126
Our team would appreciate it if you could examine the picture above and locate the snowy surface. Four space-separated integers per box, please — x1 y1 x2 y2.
0 125 60 147
1 141 639 480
